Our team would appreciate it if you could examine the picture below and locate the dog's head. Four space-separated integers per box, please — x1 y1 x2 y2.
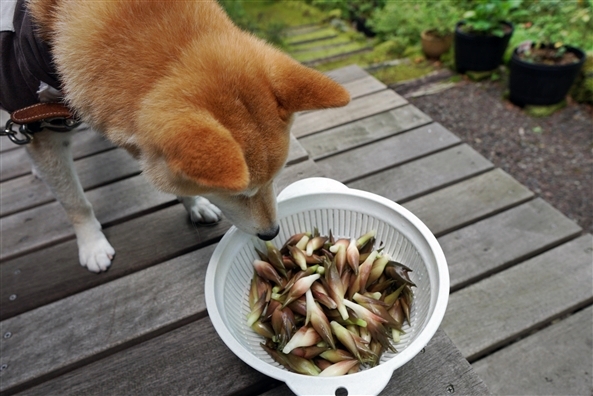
134 33 350 240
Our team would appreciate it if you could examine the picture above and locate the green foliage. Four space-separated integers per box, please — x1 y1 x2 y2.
460 0 524 36
571 52 593 104
368 2 434 48
366 0 461 54
219 0 327 47
421 2 461 38
310 0 386 19
509 0 592 51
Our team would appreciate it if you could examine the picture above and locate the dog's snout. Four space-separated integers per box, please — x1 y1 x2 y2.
257 225 280 241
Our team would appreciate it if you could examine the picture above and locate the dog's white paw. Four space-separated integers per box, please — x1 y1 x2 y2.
179 196 223 224
77 231 115 273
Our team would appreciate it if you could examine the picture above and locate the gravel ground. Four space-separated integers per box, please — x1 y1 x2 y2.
400 78 592 234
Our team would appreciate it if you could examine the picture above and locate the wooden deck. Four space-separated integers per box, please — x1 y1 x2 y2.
1 65 591 396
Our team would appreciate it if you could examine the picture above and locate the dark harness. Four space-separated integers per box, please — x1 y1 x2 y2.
0 0 79 145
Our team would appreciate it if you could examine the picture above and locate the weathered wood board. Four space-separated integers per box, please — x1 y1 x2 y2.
316 122 460 183
0 127 113 182
0 205 229 321
0 246 214 392
260 330 490 396
4 63 589 396
1 175 176 261
440 198 583 290
347 144 494 204
299 105 432 160
19 325 489 396
0 155 318 321
0 148 140 217
442 234 593 362
286 134 309 166
339 75 387 98
403 168 534 237
324 64 370 84
472 306 593 396
17 316 274 396
276 158 325 193
292 89 408 138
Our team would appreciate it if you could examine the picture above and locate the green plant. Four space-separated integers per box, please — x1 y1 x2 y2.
218 0 288 47
513 0 592 50
310 0 386 20
368 2 425 46
421 2 459 38
460 0 524 36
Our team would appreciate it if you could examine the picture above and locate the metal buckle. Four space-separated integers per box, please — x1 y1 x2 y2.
40 117 81 132
1 117 81 145
2 120 33 145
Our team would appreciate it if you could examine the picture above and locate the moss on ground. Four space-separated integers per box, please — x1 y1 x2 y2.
285 27 338 44
242 1 440 87
371 61 436 85
244 1 326 27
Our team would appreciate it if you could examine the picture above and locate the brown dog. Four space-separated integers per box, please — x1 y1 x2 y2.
13 0 349 272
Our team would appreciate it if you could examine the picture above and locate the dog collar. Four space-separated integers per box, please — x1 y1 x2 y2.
2 102 80 145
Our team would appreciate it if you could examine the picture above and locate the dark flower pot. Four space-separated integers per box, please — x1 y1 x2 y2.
353 17 376 37
454 21 513 73
509 45 586 106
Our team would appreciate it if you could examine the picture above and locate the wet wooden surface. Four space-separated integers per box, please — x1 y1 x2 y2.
1 65 590 395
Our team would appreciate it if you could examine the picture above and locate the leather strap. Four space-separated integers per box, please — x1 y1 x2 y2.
11 102 74 124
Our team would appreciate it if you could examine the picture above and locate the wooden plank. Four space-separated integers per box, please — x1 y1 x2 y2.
316 123 460 183
19 324 488 396
0 205 230 321
0 149 140 217
347 144 494 204
260 330 489 396
403 169 534 237
291 90 407 138
341 75 386 99
440 198 582 290
299 105 432 160
0 127 114 182
472 306 593 396
296 75 386 117
276 158 325 193
324 64 370 84
0 159 322 320
442 234 593 362
0 133 307 217
0 245 216 393
19 317 273 396
286 134 309 166
0 175 176 261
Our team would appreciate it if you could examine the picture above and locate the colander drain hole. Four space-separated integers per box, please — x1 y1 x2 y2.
335 387 348 396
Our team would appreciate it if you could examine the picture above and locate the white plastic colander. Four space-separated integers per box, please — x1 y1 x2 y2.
205 178 449 396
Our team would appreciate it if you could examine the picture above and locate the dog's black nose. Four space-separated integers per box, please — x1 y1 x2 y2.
257 225 280 241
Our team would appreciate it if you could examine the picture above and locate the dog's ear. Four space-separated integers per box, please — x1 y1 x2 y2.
271 57 351 113
160 119 250 192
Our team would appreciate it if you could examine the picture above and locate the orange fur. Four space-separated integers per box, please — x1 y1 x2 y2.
27 0 350 234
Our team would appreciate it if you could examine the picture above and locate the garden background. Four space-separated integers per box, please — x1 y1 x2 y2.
219 0 592 234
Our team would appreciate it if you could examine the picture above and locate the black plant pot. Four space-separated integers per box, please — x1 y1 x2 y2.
353 17 376 38
454 21 513 73
509 45 586 106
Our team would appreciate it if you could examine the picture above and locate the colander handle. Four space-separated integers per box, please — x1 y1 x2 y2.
284 364 393 396
277 177 349 202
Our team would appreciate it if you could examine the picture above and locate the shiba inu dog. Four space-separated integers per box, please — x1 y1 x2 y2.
2 0 349 272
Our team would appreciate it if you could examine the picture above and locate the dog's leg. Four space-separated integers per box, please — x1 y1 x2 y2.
25 130 115 272
178 196 223 224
